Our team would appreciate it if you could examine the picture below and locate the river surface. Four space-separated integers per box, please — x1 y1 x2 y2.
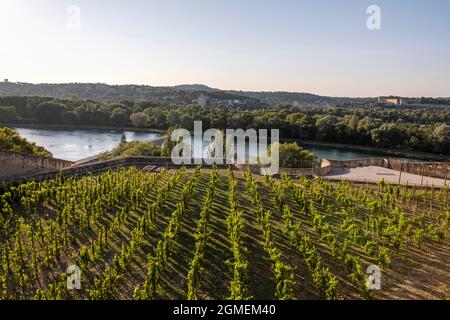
14 127 407 162
15 127 160 161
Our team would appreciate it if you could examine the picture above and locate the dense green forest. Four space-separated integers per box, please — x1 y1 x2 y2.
0 95 449 155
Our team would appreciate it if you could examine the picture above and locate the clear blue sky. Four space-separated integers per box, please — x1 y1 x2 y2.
1 0 449 97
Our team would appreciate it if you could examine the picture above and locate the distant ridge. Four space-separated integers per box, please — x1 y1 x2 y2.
172 84 218 92
0 81 373 105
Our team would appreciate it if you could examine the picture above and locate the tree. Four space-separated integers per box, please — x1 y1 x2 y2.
130 112 148 128
370 123 407 148
35 102 67 124
63 111 78 125
268 142 316 168
144 108 167 128
0 127 52 157
161 127 177 157
75 104 110 125
0 106 17 122
357 116 380 144
315 115 338 141
167 110 181 126
74 105 89 123
97 106 112 125
100 141 161 159
286 113 315 139
110 107 129 126
431 123 450 154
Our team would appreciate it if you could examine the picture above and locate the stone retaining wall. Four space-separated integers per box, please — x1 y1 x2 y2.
1 157 229 184
0 150 73 180
325 158 387 168
235 162 332 176
3 153 448 186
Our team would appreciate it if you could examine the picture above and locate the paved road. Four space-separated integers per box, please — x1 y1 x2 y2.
325 166 448 187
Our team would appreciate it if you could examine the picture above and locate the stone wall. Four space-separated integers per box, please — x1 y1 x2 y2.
235 162 332 176
325 158 387 168
2 156 229 183
0 150 73 180
277 165 331 176
4 153 447 185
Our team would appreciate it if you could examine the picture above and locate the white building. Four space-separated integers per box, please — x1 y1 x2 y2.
378 96 403 105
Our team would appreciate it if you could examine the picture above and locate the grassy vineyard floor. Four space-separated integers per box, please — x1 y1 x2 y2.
0 167 449 300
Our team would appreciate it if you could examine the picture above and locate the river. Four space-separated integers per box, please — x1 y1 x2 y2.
14 127 410 162
15 127 160 161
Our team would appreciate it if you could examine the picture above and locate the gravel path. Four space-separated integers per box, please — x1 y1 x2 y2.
325 166 448 187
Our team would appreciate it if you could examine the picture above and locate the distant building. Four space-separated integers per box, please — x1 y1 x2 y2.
3 79 8 82
198 94 208 107
378 96 403 105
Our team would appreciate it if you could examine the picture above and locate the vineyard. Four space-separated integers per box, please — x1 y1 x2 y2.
0 167 449 300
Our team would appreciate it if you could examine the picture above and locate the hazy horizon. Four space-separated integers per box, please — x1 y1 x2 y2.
1 0 449 97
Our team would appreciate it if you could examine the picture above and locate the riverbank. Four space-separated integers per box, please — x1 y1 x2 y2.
0 122 165 134
288 139 448 162
4 123 448 162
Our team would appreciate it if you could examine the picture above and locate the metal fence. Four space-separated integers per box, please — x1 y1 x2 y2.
388 159 449 181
